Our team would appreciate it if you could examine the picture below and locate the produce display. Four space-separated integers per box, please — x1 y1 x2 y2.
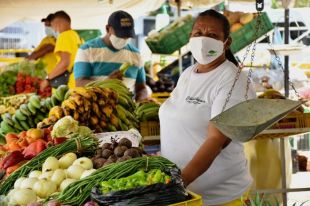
135 102 160 122
0 85 69 135
51 156 177 205
39 79 138 132
99 169 171 193
0 133 97 195
0 93 32 116
15 72 51 97
223 10 255 32
7 153 96 204
92 137 143 168
146 73 175 93
146 15 193 42
0 60 51 97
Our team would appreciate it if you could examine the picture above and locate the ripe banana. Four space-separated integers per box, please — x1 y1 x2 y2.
102 105 113 118
73 111 79 120
92 102 100 115
70 93 84 106
90 115 99 126
110 113 119 128
62 99 77 110
71 87 92 99
49 106 64 119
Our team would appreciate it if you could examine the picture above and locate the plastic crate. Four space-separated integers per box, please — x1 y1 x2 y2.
230 12 273 53
271 112 306 129
152 92 170 103
76 29 102 42
140 121 160 137
145 15 194 54
170 191 203 206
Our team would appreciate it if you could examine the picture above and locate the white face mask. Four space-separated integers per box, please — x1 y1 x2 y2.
45 26 55 37
188 36 226 65
110 34 130 50
54 31 60 38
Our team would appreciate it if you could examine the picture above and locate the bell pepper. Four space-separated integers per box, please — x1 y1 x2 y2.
6 160 28 176
53 137 67 145
2 151 25 169
23 139 47 159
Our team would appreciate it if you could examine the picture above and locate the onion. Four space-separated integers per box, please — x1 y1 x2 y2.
29 170 42 178
51 169 66 186
59 179 76 192
14 177 26 189
12 188 37 206
67 165 85 179
80 169 96 179
42 156 59 172
20 178 38 190
59 153 77 169
33 179 57 198
39 171 54 180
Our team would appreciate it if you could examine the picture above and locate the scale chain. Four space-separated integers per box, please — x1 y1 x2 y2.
222 13 262 112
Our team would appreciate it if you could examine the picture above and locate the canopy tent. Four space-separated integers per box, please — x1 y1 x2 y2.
0 0 165 30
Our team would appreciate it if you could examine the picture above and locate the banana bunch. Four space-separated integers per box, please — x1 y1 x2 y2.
86 79 136 113
0 85 69 135
39 82 139 133
135 102 160 122
0 93 32 115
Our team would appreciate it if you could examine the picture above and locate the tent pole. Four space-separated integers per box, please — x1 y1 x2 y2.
281 7 290 206
176 0 183 75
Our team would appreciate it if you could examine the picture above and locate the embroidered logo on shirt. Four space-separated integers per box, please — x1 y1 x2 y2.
186 96 206 104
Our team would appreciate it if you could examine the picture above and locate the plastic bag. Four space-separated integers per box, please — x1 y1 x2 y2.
91 167 189 206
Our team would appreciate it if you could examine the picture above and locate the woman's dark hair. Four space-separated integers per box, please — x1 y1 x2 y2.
196 9 239 67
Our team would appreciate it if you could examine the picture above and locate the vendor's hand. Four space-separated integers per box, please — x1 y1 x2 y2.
181 170 190 188
40 79 50 91
136 97 158 104
108 70 123 80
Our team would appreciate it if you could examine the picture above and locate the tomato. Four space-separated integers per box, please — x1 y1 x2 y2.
6 160 28 175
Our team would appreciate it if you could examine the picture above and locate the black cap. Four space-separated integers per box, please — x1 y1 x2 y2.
41 14 55 22
108 10 135 38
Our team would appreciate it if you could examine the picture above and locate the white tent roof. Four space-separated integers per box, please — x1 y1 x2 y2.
0 0 165 29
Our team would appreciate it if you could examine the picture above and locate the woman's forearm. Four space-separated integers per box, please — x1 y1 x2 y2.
181 124 229 186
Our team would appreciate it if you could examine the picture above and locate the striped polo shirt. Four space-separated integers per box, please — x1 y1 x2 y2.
73 37 146 91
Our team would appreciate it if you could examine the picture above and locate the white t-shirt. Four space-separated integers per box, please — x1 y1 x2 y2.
159 60 256 205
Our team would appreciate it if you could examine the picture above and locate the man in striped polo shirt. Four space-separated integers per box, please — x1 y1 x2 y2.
73 10 148 101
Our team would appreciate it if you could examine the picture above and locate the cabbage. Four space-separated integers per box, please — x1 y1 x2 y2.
77 126 93 136
51 116 79 138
